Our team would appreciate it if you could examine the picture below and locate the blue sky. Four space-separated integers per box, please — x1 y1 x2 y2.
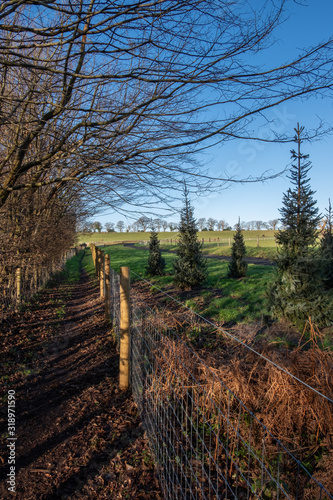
95 0 333 229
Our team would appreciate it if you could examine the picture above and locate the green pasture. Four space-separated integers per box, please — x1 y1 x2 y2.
201 244 277 260
78 229 277 244
78 230 177 244
101 244 275 325
79 230 279 260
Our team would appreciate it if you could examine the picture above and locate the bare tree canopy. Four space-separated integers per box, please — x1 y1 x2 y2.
0 0 333 210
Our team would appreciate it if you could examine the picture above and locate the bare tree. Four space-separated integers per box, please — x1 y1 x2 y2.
153 219 163 232
267 219 279 230
93 221 103 233
233 221 246 230
255 220 265 230
0 181 80 302
207 218 217 231
245 221 254 231
1 0 333 293
116 221 125 232
136 216 152 232
216 219 228 231
197 218 207 231
105 222 115 233
0 0 333 215
169 222 178 231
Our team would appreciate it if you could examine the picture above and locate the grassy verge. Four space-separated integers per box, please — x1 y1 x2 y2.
81 248 96 278
60 249 85 283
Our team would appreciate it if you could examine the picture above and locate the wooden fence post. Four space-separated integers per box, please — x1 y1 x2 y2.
257 235 260 248
96 247 100 276
94 246 98 275
119 266 130 390
90 243 96 269
105 254 111 321
100 250 105 298
16 268 22 306
229 237 231 247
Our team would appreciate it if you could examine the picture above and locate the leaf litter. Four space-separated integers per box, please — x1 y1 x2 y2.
0 269 162 499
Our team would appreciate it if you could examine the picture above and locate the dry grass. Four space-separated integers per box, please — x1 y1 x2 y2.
132 289 333 499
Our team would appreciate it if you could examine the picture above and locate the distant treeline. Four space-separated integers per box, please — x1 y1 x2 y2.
81 217 287 233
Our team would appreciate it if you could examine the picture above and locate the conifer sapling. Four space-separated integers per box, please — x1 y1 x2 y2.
173 184 207 289
146 229 165 276
320 199 333 290
228 218 247 278
268 123 330 328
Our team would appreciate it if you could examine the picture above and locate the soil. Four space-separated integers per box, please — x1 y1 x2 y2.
0 266 162 499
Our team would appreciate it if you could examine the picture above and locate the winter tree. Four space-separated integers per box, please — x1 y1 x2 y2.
116 221 125 232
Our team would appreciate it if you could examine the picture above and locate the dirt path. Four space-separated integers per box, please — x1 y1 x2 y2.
0 264 161 499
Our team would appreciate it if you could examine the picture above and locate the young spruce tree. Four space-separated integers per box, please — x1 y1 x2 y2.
268 123 329 327
173 185 207 289
228 218 247 278
320 199 333 290
146 229 165 276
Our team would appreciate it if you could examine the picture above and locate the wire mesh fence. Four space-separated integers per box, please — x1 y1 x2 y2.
130 292 333 500
94 246 332 500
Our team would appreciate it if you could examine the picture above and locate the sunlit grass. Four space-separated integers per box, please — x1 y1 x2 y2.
103 244 275 324
82 249 96 277
61 250 84 283
77 229 277 244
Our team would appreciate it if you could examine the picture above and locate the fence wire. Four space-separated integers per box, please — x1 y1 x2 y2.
100 255 332 500
129 291 332 500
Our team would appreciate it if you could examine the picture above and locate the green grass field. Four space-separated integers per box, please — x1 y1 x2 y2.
79 230 278 259
78 230 177 243
78 229 277 243
101 244 275 325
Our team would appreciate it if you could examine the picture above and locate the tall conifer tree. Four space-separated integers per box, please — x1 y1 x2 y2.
173 184 207 289
268 124 329 327
228 218 247 278
146 229 165 276
320 199 333 289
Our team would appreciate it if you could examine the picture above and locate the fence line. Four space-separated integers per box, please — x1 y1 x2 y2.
0 245 84 322
82 236 277 249
90 244 333 500
139 237 276 248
